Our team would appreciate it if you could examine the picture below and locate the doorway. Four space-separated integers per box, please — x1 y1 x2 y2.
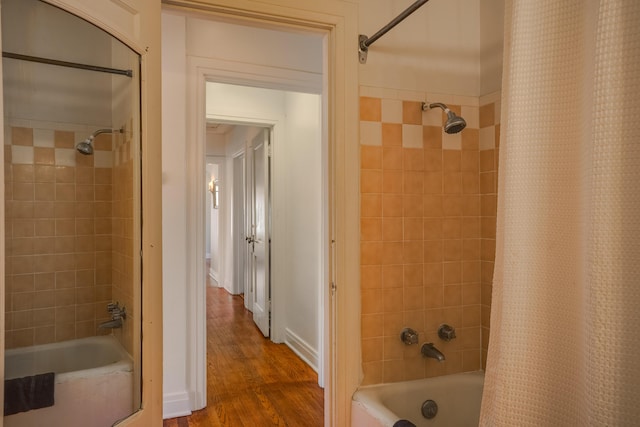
206 123 273 337
204 80 325 366
161 4 362 423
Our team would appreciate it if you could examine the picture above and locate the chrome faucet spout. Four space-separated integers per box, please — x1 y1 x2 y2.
99 302 126 329
421 343 445 362
98 317 123 329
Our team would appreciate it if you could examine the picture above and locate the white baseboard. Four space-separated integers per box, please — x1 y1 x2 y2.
284 328 318 373
208 269 219 286
163 391 192 419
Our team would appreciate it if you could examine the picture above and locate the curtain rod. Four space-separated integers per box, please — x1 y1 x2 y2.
2 51 133 77
358 0 430 64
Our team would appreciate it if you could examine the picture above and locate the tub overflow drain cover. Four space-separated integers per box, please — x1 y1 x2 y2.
421 399 438 419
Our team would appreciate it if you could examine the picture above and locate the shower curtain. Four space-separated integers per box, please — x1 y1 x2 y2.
480 1 640 425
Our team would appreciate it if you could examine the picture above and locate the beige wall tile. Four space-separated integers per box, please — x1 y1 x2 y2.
361 194 382 217
382 195 403 217
424 149 442 171
403 195 424 218
382 123 402 146
361 145 382 169
461 128 479 150
360 97 382 121
403 148 424 171
54 131 75 149
361 170 382 193
382 265 403 289
12 127 33 146
93 134 112 151
358 95 496 384
34 147 55 165
381 99 403 123
361 218 382 242
382 171 402 193
382 218 403 241
13 164 34 182
461 150 479 172
402 101 422 125
382 147 403 170
423 126 442 149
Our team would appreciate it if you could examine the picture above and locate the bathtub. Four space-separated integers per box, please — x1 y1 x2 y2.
4 335 134 427
352 371 484 427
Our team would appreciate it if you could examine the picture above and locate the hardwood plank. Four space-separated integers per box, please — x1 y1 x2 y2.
163 286 324 426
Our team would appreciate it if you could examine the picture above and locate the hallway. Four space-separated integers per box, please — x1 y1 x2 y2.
163 284 324 426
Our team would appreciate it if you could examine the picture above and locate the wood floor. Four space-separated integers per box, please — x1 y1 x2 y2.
162 286 324 426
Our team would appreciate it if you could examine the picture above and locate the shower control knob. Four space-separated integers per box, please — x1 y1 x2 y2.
400 328 419 345
437 324 456 341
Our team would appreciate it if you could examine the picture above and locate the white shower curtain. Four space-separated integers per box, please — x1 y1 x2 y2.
480 1 640 425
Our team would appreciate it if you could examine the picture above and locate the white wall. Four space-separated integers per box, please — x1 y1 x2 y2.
357 0 482 96
356 0 504 97
281 92 323 369
206 131 226 156
186 16 322 76
480 0 505 95
160 11 190 418
206 162 220 282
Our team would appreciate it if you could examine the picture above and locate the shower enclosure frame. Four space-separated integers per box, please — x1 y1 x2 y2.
0 0 163 426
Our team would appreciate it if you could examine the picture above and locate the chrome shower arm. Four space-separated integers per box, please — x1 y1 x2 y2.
358 0 430 64
91 128 120 139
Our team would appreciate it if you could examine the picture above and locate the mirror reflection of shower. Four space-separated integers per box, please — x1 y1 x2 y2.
422 102 467 134
2 0 142 425
76 127 123 155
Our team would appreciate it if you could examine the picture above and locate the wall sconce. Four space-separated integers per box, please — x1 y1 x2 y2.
209 177 220 209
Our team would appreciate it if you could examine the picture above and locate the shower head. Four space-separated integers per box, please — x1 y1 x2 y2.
76 139 94 155
75 128 122 155
422 102 467 134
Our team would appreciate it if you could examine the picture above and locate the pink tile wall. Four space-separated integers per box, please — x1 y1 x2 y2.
359 95 483 384
4 124 113 348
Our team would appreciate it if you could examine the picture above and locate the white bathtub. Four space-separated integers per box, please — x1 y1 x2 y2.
352 371 484 427
4 335 134 427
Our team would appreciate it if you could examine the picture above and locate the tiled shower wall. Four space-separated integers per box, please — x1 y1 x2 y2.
111 123 135 355
4 122 113 349
479 92 500 368
359 89 500 384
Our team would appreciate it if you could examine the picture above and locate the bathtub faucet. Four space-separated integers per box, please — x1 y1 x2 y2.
99 302 126 329
421 343 445 362
99 317 123 329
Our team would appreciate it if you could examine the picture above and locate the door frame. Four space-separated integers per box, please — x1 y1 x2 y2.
172 1 360 425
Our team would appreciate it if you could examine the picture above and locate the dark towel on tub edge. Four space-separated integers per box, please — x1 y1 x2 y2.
4 372 55 416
